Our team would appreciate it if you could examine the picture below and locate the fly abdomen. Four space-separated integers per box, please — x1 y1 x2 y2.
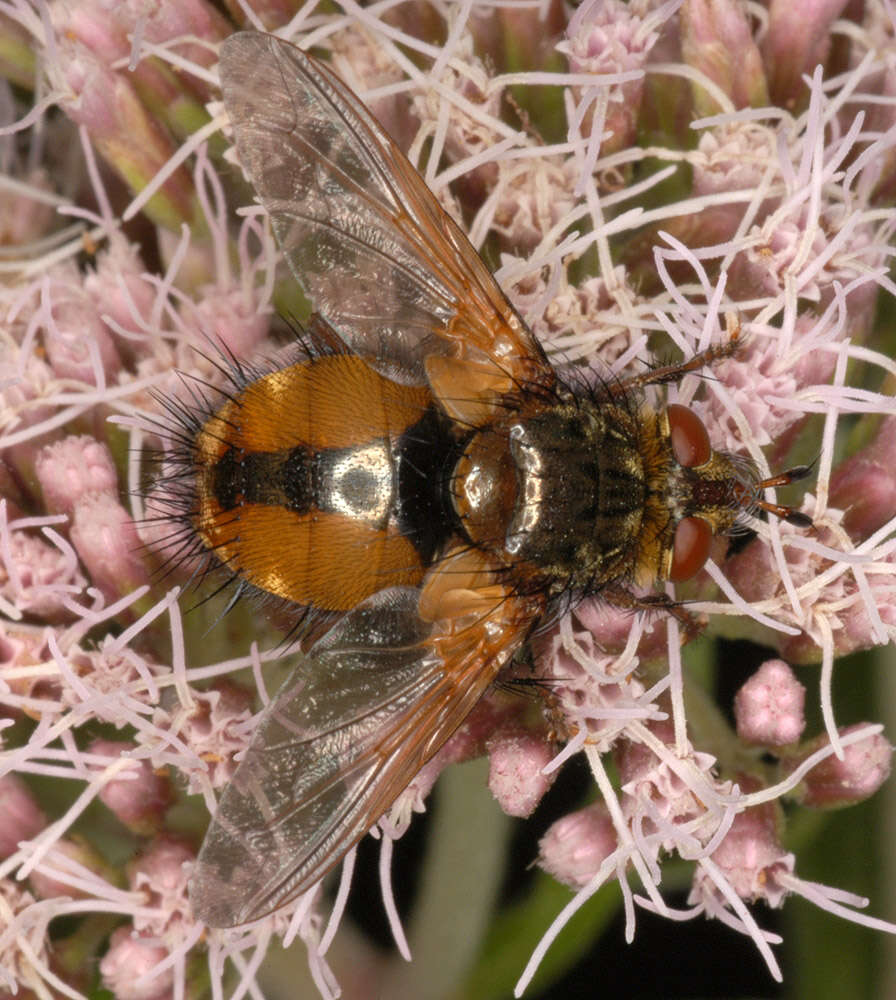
192 354 452 613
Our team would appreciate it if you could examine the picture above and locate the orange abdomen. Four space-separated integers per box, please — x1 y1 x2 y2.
192 354 453 612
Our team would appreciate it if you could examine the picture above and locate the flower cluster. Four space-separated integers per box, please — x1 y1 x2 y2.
0 1 894 999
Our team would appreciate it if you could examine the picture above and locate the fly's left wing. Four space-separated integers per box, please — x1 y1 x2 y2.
190 579 541 927
218 32 553 417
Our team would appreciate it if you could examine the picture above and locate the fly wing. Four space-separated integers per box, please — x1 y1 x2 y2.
189 585 536 927
218 31 550 395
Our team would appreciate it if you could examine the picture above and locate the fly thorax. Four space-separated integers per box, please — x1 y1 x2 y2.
503 402 648 592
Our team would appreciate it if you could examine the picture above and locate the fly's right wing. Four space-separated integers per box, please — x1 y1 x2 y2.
190 578 541 927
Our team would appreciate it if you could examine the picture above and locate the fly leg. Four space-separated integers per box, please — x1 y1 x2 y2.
601 585 705 641
605 314 742 397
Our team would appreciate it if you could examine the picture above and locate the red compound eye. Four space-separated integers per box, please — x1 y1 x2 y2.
667 403 711 468
669 516 713 581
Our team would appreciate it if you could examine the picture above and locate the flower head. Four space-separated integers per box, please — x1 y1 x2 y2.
0 3 894 999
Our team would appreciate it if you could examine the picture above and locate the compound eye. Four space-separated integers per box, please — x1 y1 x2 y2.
669 516 713 581
667 403 711 468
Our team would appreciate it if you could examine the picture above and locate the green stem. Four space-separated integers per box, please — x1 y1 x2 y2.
378 757 512 1000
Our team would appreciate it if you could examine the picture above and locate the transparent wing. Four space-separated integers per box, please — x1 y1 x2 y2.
189 585 534 927
218 31 548 389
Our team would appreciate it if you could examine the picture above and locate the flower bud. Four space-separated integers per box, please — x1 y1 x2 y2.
59 46 199 231
44 285 122 385
89 740 171 835
830 416 896 540
83 242 159 352
538 803 617 889
70 493 149 604
681 0 768 114
734 659 806 747
488 733 555 818
839 585 896 658
29 838 103 900
35 437 118 517
0 168 55 244
787 725 892 807
171 680 253 790
0 774 46 859
763 0 849 106
100 926 174 1000
188 289 270 360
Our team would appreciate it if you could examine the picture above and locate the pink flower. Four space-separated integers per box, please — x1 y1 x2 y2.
694 792 794 907
0 519 86 620
99 926 174 1000
168 681 253 790
559 0 661 152
129 835 195 939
